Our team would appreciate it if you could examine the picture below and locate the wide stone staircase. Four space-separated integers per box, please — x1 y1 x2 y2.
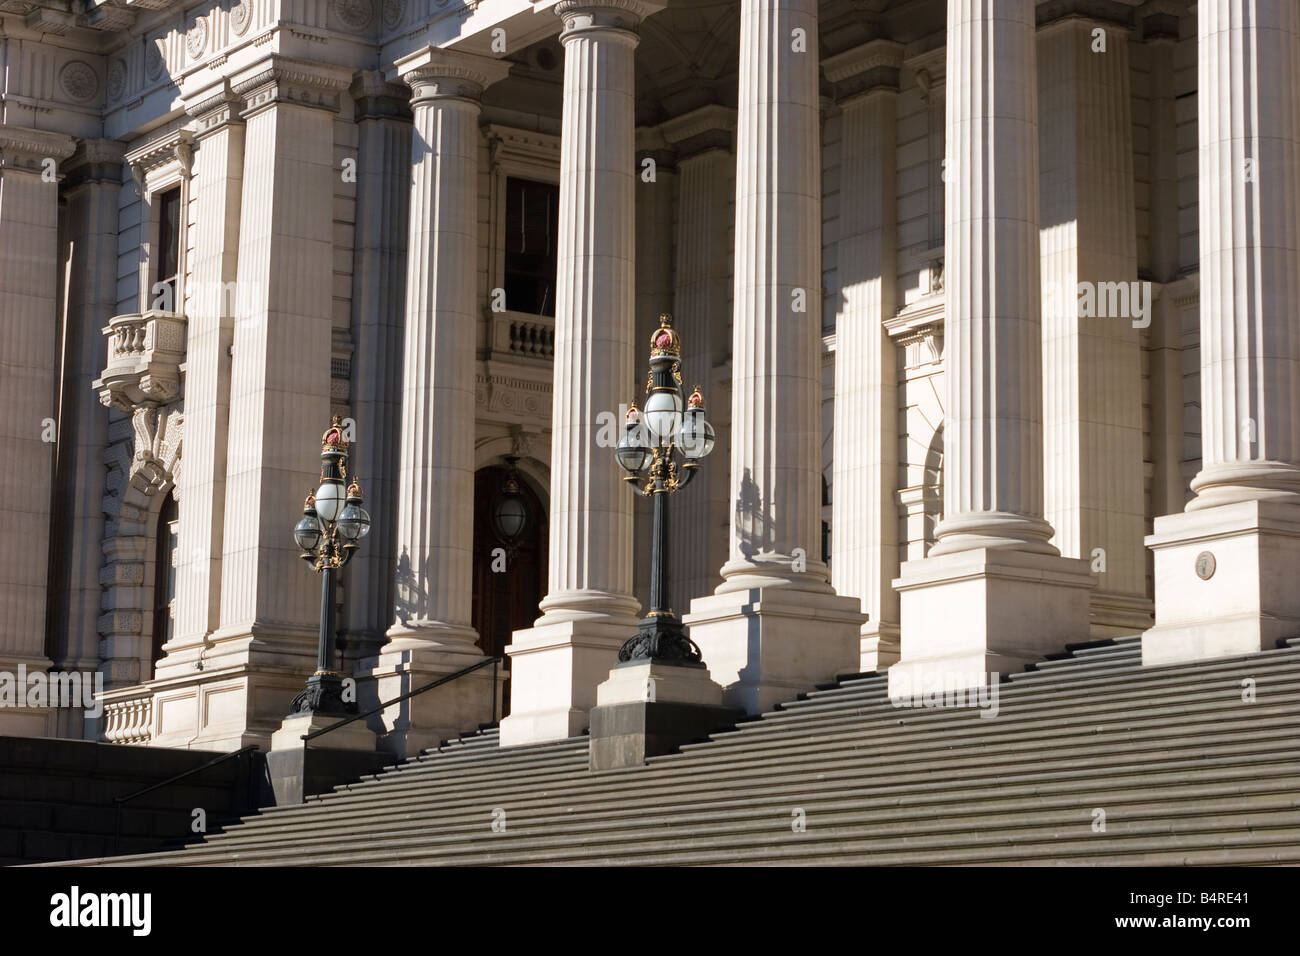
64 637 1300 865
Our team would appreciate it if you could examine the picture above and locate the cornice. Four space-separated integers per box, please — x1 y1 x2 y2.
659 103 736 157
0 125 78 173
232 56 356 117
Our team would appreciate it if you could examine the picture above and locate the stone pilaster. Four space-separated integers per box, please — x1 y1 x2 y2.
48 140 126 702
0 124 75 736
339 71 411 668
162 80 245 675
824 41 903 671
1144 2 1300 664
150 57 355 749
682 0 865 716
1037 12 1149 635
365 49 508 756
890 0 1093 698
500 0 665 747
662 105 734 612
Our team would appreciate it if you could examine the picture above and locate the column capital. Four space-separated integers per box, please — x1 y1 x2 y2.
1137 0 1183 41
183 78 245 138
824 39 904 104
660 104 736 159
1036 0 1137 32
232 56 355 118
350 69 412 122
0 124 76 174
391 47 511 104
635 126 677 173
61 139 126 190
555 1 665 39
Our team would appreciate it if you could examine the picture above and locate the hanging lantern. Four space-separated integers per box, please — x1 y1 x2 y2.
491 457 530 545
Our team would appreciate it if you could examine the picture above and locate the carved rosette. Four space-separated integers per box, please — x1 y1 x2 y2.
381 0 404 29
333 0 374 30
59 60 100 102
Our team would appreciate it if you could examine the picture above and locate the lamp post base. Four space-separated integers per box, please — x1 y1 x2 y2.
288 670 357 718
618 614 702 666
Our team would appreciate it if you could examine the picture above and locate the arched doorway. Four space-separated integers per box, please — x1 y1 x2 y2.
472 463 547 717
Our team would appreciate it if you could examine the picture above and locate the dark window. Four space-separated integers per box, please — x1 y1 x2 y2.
151 494 178 666
153 187 182 311
503 177 559 317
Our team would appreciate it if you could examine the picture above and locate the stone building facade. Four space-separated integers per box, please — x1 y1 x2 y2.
0 0 1291 755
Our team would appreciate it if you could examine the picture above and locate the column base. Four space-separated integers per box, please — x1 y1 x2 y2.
358 644 501 758
498 613 635 747
891 547 1094 697
588 659 739 771
683 584 865 715
1143 499 1300 666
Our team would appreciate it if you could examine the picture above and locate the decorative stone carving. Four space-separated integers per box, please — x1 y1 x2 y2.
95 311 188 411
333 0 374 30
187 16 209 61
107 60 127 101
59 61 99 102
231 0 253 36
382 0 404 28
146 36 166 81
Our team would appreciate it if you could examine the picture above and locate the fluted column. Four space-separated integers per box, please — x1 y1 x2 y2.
161 81 245 677
364 49 508 757
1144 1 1300 664
48 140 125 695
1190 3 1300 507
825 41 903 671
340 72 411 667
682 0 864 715
890 0 1093 697
1038 13 1148 635
500 0 664 747
0 125 74 724
663 105 735 611
932 0 1054 556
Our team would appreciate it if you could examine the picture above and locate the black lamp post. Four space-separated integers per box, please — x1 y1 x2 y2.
290 417 371 716
615 313 715 664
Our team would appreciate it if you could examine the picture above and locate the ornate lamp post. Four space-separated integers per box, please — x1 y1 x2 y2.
615 313 716 664
291 417 371 716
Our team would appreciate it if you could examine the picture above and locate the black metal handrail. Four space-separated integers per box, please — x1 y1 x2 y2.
113 744 259 853
302 656 502 745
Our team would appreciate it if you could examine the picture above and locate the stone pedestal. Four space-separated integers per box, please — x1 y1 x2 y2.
1144 501 1300 665
588 659 738 770
362 647 503 757
891 549 1095 697
266 711 384 806
686 584 864 715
